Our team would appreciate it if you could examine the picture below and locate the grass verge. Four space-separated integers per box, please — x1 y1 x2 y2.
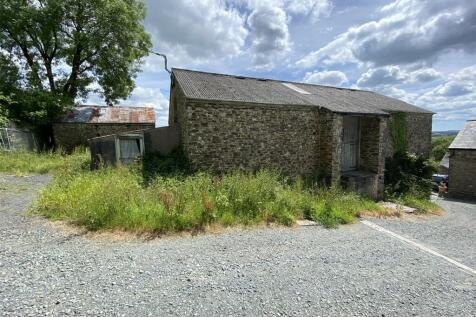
395 194 442 214
33 166 383 234
0 148 90 175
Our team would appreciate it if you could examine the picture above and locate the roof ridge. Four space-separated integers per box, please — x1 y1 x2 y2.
172 67 367 93
76 105 155 110
173 68 433 115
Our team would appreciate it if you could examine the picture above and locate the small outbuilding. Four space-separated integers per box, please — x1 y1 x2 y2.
89 126 180 168
53 105 155 151
448 120 476 199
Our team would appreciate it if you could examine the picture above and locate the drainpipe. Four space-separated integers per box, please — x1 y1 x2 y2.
149 51 171 75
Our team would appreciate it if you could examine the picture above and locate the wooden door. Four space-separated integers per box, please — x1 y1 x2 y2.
118 137 142 165
341 116 360 171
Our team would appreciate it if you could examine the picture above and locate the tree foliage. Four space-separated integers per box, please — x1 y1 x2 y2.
0 0 152 146
431 136 455 161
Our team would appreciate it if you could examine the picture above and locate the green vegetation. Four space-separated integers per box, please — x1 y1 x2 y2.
431 136 455 161
396 194 441 214
0 149 381 233
0 0 151 148
0 148 89 175
384 151 438 213
34 167 382 233
389 113 408 153
2 148 440 233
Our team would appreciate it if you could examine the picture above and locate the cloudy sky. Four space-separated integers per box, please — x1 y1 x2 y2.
89 0 476 131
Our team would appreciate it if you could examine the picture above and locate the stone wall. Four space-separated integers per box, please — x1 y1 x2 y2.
406 113 432 157
382 113 433 158
449 150 476 199
143 126 180 155
53 123 154 152
177 101 320 175
358 116 386 199
318 111 342 184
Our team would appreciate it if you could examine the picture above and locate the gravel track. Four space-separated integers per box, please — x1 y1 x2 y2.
1 174 475 316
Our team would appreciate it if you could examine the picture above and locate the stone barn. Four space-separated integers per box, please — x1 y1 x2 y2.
166 68 433 200
53 105 155 151
448 120 476 199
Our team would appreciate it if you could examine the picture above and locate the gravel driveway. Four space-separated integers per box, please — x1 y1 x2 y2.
1 174 475 316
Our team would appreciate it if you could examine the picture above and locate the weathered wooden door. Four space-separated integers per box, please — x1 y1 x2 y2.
118 137 142 165
341 116 360 171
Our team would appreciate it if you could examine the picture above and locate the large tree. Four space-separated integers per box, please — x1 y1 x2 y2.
0 0 152 148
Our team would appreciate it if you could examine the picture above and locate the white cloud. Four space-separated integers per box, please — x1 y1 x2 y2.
284 0 333 22
296 34 355 67
120 87 169 111
356 66 441 88
145 0 248 67
247 4 291 70
417 65 476 120
434 82 473 97
357 66 406 87
408 68 442 83
297 0 476 68
303 70 348 86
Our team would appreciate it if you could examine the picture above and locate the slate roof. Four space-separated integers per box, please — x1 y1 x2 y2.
439 152 450 169
449 120 476 150
59 106 156 124
172 68 433 115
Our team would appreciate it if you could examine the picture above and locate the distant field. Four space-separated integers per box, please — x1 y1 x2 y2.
432 130 459 137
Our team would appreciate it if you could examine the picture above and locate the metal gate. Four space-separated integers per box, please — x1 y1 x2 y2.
341 116 360 171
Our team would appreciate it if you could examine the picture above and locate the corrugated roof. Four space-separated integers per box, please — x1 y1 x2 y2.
59 106 156 124
449 120 476 150
172 68 433 115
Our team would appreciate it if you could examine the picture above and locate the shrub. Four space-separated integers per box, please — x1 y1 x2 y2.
384 151 441 214
385 151 436 200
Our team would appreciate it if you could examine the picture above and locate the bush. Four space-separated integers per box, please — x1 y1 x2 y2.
385 151 436 200
384 151 441 214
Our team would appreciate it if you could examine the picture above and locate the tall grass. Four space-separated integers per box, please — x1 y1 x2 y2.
0 148 90 175
34 166 382 233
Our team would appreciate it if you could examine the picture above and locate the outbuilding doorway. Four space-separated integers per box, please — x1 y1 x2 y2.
341 116 360 172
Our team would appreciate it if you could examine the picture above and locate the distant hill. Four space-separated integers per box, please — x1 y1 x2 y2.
432 130 459 137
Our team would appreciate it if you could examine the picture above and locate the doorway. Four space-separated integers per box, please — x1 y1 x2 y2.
341 116 360 172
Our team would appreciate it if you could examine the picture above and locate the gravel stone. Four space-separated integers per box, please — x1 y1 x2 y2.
0 174 475 316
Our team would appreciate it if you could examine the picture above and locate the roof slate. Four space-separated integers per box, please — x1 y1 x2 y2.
59 106 156 124
449 120 476 150
172 68 433 115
